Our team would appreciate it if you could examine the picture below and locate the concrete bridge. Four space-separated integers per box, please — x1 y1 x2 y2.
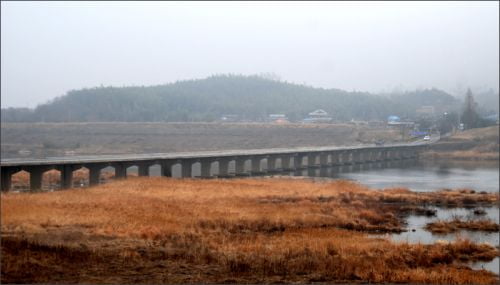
0 143 428 192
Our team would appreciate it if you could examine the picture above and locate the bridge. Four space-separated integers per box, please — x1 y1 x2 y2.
0 142 429 192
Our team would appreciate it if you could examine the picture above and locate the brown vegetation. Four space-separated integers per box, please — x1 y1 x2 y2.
2 178 499 284
425 218 500 234
1 122 402 159
378 187 499 208
423 126 499 161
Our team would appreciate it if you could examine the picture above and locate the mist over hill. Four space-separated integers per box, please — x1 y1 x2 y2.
1 75 463 123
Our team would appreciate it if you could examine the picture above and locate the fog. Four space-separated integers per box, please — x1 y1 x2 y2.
1 1 498 108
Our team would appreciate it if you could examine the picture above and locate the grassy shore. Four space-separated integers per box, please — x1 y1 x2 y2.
425 218 500 234
423 126 499 161
1 178 499 284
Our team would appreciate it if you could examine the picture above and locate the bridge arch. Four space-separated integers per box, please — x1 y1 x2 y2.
9 169 29 191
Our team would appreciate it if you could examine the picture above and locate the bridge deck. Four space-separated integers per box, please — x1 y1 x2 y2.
0 141 428 167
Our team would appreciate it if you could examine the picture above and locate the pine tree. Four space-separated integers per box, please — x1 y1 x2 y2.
461 88 480 129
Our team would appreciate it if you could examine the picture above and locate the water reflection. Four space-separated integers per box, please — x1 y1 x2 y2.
327 160 499 193
373 206 499 274
305 160 499 275
383 207 499 245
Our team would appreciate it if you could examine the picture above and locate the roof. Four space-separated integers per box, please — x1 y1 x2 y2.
308 109 329 116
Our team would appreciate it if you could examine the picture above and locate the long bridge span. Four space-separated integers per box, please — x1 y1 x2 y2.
0 142 429 192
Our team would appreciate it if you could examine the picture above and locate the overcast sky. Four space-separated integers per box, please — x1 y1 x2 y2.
1 1 498 108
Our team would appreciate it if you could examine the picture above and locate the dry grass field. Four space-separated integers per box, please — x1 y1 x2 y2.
1 122 402 158
424 126 499 161
1 178 499 284
425 218 500 234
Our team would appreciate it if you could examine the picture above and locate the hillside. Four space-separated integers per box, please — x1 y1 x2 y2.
1 75 461 122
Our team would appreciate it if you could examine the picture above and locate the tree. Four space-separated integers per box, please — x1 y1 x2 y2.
437 111 459 134
461 88 481 129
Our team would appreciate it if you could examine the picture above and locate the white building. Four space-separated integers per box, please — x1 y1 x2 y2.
303 109 332 123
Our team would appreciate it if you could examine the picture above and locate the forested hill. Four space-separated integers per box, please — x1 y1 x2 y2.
1 75 461 122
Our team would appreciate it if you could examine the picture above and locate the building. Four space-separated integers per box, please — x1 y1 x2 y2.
416 106 435 118
387 115 401 123
303 109 332 123
220 114 239 122
268 114 289 124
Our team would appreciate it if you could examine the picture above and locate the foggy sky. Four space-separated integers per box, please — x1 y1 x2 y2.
1 1 499 108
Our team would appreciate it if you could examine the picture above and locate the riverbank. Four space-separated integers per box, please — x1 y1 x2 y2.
423 126 499 161
1 122 402 159
2 178 499 284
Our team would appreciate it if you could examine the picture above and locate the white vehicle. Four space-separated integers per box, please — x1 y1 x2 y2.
423 135 431 141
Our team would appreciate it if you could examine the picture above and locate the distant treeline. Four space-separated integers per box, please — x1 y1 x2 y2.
2 75 464 122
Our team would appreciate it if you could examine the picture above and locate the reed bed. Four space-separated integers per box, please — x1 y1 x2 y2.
425 218 500 234
1 177 499 284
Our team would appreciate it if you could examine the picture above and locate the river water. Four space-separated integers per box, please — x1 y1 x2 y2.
330 160 499 193
319 159 499 274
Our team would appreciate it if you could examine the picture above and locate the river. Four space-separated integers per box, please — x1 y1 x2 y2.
321 159 499 274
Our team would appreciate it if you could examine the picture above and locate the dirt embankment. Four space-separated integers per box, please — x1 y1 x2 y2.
1 122 402 159
1 178 499 284
424 126 499 161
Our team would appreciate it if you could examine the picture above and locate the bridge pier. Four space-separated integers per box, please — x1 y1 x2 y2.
399 149 407 160
330 152 340 166
392 149 398 160
199 159 211 177
251 157 261 174
267 156 277 172
412 148 418 159
368 150 375 162
397 149 404 160
114 163 127 179
293 153 304 170
218 158 230 176
235 158 246 175
350 151 357 164
161 162 173 177
381 149 389 161
1 170 11 192
380 150 386 161
392 149 400 160
319 166 329 177
88 165 104 186
181 160 193 178
307 153 317 168
406 148 416 159
358 150 364 163
26 166 48 191
341 152 351 165
1 167 19 192
307 167 316 176
365 151 373 163
281 155 292 170
58 165 74 189
138 163 150 177
319 152 328 167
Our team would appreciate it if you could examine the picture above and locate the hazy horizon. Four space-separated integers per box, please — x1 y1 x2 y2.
2 1 499 108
